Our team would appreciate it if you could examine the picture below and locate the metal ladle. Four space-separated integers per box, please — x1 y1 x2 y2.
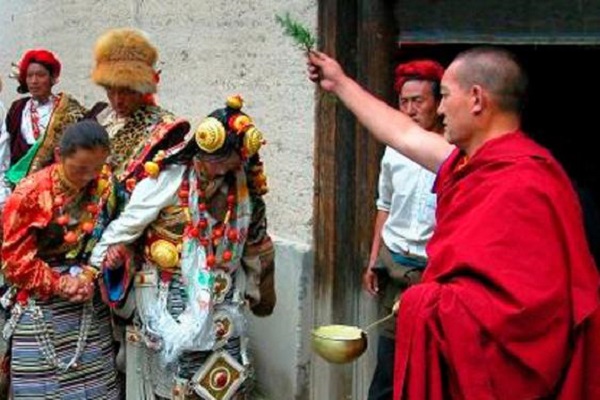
311 307 398 364
362 311 395 332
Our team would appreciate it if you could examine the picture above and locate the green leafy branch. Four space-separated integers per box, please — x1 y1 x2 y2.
275 13 316 52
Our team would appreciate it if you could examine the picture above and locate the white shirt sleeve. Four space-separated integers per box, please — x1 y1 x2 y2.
90 164 187 267
376 147 393 212
0 114 12 210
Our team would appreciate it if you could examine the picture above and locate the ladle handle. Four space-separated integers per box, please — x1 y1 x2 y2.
363 312 395 332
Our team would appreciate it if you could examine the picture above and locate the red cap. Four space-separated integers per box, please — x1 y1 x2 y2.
17 49 61 93
393 60 444 94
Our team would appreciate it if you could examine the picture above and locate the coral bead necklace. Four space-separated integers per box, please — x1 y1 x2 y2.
180 175 240 270
53 165 105 245
54 195 99 244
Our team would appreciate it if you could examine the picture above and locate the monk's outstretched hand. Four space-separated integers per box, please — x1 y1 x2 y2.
307 50 347 92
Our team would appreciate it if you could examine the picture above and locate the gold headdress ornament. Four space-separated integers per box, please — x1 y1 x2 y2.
91 27 159 94
243 126 264 158
194 94 265 158
195 117 227 154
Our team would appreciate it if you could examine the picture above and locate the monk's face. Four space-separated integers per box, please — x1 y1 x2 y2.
438 61 473 147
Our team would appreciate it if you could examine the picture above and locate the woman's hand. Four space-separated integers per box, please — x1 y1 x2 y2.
104 244 127 270
58 275 78 296
69 279 94 303
56 275 81 300
56 274 95 303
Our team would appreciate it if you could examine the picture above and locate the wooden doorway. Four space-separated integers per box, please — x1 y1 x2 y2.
312 1 396 399
312 1 600 399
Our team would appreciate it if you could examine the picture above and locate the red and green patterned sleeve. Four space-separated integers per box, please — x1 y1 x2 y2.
1 171 59 299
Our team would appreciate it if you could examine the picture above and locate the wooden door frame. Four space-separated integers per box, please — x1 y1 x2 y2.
312 0 396 398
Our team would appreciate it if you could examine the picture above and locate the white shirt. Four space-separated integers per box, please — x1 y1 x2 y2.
96 106 127 139
0 101 5 131
90 165 185 268
0 96 57 209
376 146 437 258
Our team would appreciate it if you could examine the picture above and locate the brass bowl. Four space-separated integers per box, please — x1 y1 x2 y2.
311 325 368 364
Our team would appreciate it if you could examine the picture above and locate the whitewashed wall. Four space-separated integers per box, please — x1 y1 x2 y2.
0 1 317 398
0 0 316 243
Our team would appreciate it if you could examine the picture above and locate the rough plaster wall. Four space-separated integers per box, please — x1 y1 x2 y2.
0 0 316 244
249 238 313 399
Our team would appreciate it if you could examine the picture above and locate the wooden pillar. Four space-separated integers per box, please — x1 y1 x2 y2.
312 0 396 398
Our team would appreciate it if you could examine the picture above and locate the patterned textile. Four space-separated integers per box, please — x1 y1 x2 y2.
97 105 189 184
1 163 121 399
26 93 88 177
6 93 88 185
92 163 275 399
10 294 119 399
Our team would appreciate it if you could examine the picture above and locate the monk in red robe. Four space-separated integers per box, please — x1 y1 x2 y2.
308 47 600 399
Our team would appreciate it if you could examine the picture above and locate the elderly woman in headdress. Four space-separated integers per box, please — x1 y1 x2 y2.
91 96 276 400
0 49 88 211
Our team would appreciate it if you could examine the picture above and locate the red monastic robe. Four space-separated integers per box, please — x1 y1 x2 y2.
394 131 600 399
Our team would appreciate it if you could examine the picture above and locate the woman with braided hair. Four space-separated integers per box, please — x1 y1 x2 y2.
91 96 275 400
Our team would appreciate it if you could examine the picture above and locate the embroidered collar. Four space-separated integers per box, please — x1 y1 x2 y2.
54 164 82 197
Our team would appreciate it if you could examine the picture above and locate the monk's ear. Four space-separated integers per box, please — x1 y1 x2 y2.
471 85 485 114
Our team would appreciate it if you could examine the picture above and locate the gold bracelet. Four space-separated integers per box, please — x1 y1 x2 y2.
80 266 100 282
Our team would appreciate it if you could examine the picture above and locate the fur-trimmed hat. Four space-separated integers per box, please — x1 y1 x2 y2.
91 28 159 94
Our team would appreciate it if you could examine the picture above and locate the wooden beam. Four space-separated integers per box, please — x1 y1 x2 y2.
312 0 396 398
312 0 359 396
